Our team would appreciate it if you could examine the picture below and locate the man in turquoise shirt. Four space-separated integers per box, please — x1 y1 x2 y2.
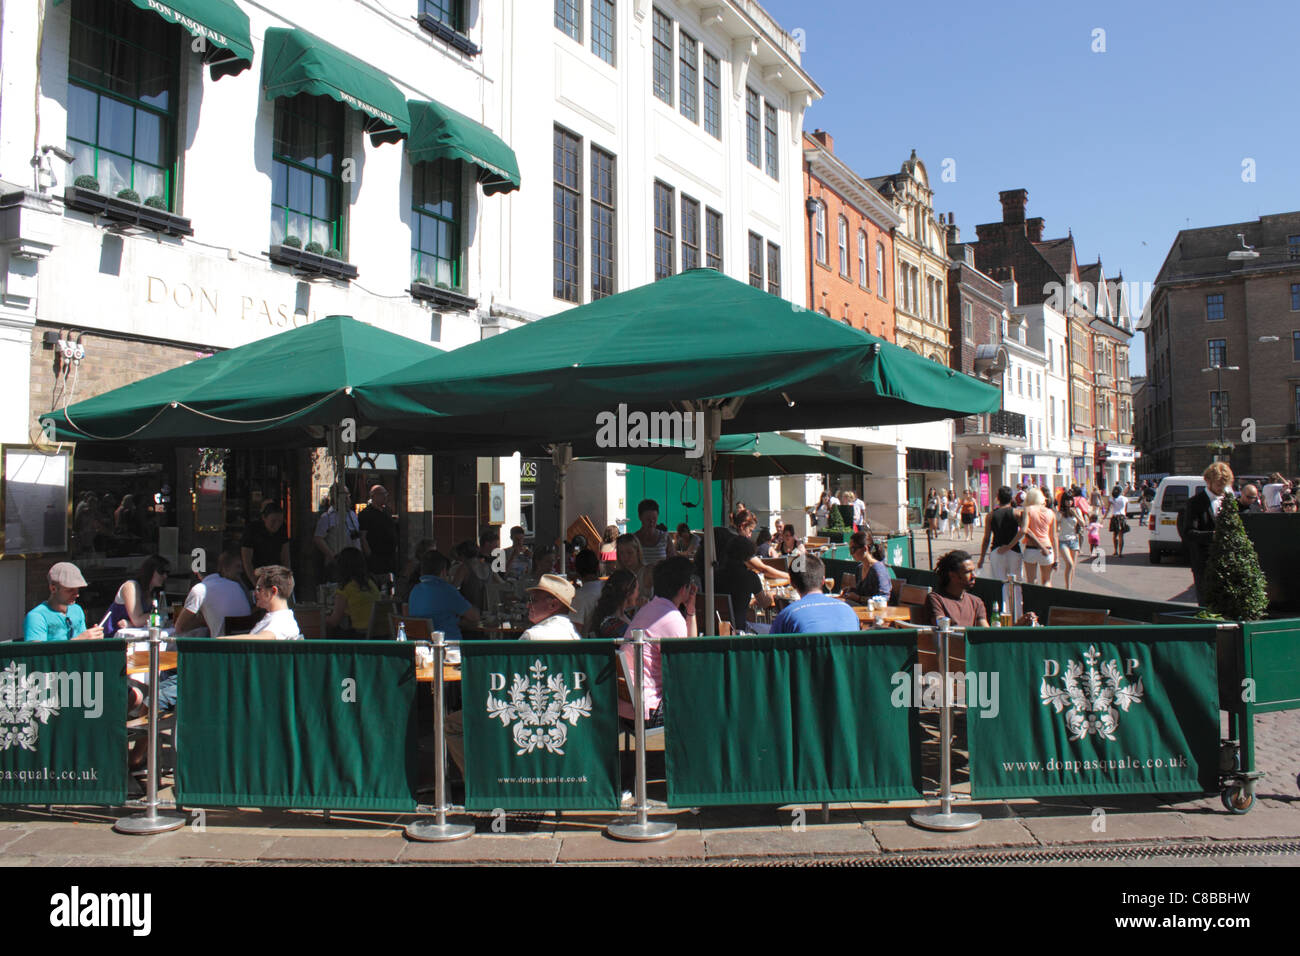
24 562 104 642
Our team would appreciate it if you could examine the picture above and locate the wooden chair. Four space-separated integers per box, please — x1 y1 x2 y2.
1047 606 1110 627
889 577 904 605
391 616 434 640
839 572 859 595
761 557 788 574
714 595 735 628
222 613 259 636
898 583 932 606
616 649 666 751
366 597 399 639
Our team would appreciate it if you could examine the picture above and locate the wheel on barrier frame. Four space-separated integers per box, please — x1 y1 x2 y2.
1221 785 1255 814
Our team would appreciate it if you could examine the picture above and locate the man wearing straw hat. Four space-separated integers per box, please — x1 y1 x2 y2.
520 574 580 641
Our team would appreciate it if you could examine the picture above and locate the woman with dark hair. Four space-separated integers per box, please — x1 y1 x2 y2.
844 531 892 603
104 554 170 637
326 547 383 637
754 527 774 558
776 525 805 559
592 569 639 638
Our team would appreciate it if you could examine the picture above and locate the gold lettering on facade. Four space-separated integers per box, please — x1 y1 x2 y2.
144 276 315 326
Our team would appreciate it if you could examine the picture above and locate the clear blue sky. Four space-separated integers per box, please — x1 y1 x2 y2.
759 0 1300 376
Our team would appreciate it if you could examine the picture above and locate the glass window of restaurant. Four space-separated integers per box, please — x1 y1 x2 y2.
422 0 465 32
270 94 346 251
411 158 463 290
67 0 180 208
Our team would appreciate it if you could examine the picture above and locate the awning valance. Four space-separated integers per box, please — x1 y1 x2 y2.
56 0 254 78
407 99 520 194
261 27 410 145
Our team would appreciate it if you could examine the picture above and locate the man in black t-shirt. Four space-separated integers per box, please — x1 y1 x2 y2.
358 484 399 576
241 501 290 585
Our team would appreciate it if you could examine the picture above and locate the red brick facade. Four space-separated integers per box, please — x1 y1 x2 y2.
803 132 895 340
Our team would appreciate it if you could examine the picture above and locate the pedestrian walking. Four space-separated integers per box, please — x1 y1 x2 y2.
1108 484 1130 557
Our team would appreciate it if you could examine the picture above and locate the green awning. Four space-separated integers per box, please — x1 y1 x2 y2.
407 100 520 195
261 27 410 145
55 0 253 78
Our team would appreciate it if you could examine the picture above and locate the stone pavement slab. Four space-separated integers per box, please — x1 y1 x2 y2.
133 829 281 861
555 830 706 863
400 834 561 863
1174 806 1300 841
259 833 407 862
5 825 154 859
871 818 1037 851
1018 811 1199 844
703 825 881 859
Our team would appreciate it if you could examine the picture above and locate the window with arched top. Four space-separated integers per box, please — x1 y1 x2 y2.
858 231 868 288
876 242 886 297
838 215 849 276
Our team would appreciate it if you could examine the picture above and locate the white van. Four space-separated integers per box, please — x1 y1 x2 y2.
1147 475 1206 563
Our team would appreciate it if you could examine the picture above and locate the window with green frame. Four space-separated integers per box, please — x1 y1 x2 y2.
421 0 464 32
270 94 345 252
412 159 463 289
66 0 179 207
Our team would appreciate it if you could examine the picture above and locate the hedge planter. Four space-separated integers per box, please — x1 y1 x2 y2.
268 243 358 281
63 186 193 237
410 281 477 312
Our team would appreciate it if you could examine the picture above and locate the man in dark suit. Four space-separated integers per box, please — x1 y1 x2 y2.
1180 463 1234 604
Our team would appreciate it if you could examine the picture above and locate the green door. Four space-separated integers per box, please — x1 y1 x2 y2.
625 466 722 531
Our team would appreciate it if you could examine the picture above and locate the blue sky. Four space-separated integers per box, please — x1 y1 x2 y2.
759 0 1300 375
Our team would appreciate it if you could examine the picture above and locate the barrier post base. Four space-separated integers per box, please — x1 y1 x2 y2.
605 818 676 842
405 819 474 842
114 809 186 835
909 807 982 832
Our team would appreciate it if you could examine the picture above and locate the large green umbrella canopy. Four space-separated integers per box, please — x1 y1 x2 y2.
44 316 451 449
579 431 869 479
364 269 1002 438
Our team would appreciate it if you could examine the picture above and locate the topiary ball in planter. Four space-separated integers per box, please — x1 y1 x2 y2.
325 248 343 260
116 188 141 203
144 195 167 210
304 241 324 255
282 235 302 249
73 174 100 191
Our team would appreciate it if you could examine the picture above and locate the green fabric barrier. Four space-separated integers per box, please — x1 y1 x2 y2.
0 641 128 805
661 633 921 806
460 641 621 810
885 534 912 569
1241 514 1300 612
173 640 418 810
966 626 1220 798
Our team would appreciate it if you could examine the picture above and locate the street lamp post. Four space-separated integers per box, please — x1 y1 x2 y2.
1201 363 1240 460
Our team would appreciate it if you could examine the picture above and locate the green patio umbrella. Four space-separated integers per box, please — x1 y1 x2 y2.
364 269 1002 437
580 431 869 479
44 315 449 449
364 269 1001 631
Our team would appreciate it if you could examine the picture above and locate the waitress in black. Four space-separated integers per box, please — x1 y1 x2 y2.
241 501 291 585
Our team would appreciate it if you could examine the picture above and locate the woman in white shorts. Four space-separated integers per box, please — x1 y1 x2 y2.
1056 500 1081 590
1018 488 1059 586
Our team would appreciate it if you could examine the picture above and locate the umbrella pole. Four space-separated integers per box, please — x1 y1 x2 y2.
701 408 720 637
553 444 572 575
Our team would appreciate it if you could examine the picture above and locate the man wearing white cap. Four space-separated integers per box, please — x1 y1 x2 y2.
521 574 580 641
24 562 104 642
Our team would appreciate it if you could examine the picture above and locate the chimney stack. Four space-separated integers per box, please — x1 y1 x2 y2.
947 212 959 245
810 129 833 152
1026 217 1045 242
999 188 1029 224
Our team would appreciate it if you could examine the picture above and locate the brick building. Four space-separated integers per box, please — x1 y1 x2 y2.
802 130 898 336
945 221 1014 501
1143 212 1300 477
970 189 1134 491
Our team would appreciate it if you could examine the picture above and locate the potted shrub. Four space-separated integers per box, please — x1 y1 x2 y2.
144 195 167 210
116 188 141 203
281 235 302 249
304 240 324 254
73 174 100 191
825 502 847 542
1204 496 1268 621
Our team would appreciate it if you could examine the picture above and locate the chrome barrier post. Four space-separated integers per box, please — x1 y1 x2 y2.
607 631 676 842
910 619 981 832
116 626 185 834
406 632 473 842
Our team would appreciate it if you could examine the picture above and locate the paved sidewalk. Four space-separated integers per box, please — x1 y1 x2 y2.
2 711 1294 867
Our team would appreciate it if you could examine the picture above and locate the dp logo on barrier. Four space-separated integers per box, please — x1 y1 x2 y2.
1040 645 1143 741
486 660 592 755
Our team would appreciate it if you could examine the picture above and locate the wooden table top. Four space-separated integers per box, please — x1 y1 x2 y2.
126 650 178 675
416 663 462 683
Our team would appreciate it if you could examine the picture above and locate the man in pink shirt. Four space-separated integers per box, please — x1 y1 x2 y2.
619 556 698 727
